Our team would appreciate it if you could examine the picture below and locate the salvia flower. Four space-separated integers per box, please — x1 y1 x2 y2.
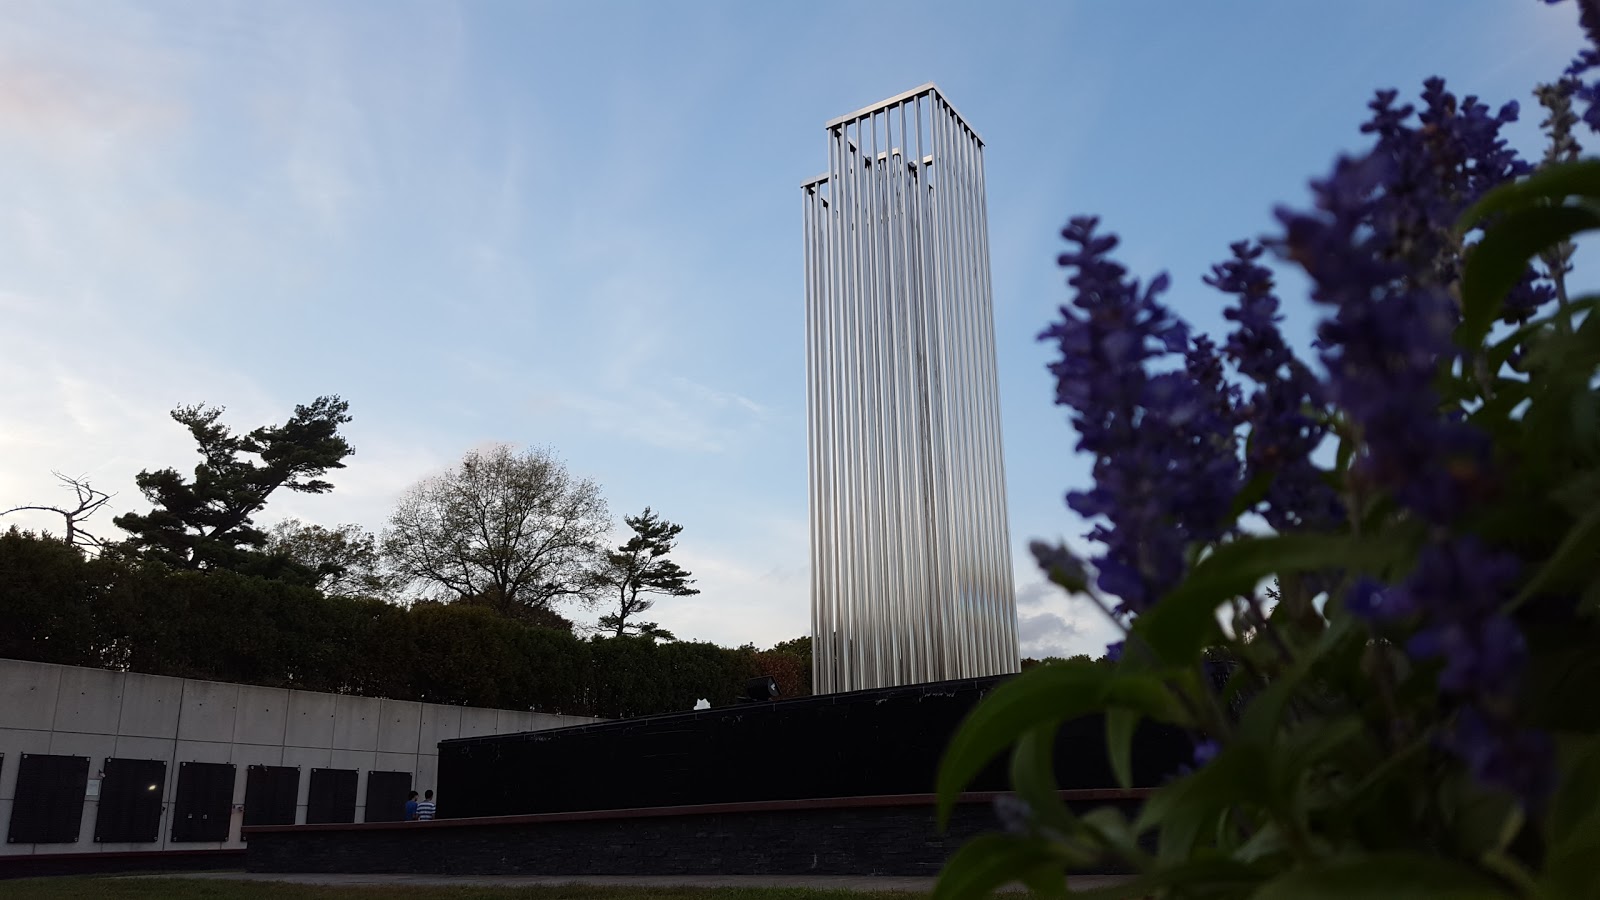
1547 0 1600 132
1208 242 1344 530
1346 537 1550 806
1274 78 1541 524
1040 218 1243 613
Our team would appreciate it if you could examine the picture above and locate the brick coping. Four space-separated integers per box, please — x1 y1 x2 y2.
241 788 1152 835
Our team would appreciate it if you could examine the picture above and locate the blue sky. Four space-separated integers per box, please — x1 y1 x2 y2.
0 0 1585 657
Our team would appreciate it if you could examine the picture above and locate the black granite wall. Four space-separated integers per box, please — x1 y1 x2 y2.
439 674 1189 818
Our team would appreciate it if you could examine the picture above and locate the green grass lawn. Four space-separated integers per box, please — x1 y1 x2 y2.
0 878 934 900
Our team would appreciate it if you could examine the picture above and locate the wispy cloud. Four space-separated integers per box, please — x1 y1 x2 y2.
532 376 772 454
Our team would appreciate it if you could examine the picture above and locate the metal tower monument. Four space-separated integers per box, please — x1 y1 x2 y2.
802 84 1018 694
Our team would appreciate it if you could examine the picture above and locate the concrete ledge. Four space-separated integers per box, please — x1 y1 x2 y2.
243 790 1150 877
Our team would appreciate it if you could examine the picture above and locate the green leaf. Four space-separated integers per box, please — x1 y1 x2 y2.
1018 864 1068 900
1237 616 1355 746
932 833 1065 900
1543 739 1600 896
1549 737 1600 847
1078 806 1147 865
1009 725 1079 837
1136 534 1411 664
1515 502 1600 606
1281 715 1366 784
1231 469 1275 518
1583 578 1600 617
1459 159 1600 229
1450 777 1522 858
1484 296 1600 373
1458 205 1600 352
936 662 1180 827
1520 624 1600 732
1235 822 1289 864
1334 420 1356 475
937 662 1104 828
1105 708 1138 790
1134 744 1272 862
1250 853 1511 899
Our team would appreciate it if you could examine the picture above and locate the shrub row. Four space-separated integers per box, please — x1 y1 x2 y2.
0 529 810 718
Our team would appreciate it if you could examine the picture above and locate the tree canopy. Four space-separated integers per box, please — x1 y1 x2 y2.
265 519 393 598
382 444 609 620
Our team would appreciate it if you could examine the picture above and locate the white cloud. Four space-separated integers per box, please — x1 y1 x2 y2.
1011 567 1121 660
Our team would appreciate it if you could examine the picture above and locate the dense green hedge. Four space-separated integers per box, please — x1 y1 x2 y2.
0 529 809 718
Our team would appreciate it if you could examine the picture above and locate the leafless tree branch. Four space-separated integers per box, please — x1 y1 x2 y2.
1 472 115 551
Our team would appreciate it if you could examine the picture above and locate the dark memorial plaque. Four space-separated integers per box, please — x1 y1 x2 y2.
306 768 358 824
7 754 89 843
363 771 412 822
170 761 235 842
243 765 300 827
94 758 167 843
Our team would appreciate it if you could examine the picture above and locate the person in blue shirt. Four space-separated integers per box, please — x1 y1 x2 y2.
404 790 420 821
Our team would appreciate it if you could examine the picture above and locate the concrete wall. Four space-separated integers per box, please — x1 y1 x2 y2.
0 658 595 856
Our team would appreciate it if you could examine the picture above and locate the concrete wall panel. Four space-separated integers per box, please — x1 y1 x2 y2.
51 667 123 735
176 681 237 743
172 740 231 766
117 674 183 739
280 745 331 770
112 736 175 762
329 749 375 775
494 710 536 735
414 755 438 799
528 713 580 732
0 660 59 731
458 708 498 740
46 731 115 763
0 729 52 800
330 696 380 751
232 686 289 747
284 690 336 749
374 751 416 779
417 705 461 752
376 700 422 755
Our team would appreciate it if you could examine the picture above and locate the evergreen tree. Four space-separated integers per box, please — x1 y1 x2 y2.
113 396 354 571
593 507 698 639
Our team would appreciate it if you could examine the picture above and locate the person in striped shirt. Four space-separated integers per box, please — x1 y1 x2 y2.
415 789 436 821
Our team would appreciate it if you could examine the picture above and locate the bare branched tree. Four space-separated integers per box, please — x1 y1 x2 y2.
2 472 114 551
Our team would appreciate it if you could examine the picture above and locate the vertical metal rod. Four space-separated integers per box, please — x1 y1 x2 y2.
832 123 856 691
971 137 1019 668
804 184 821 688
958 109 994 673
